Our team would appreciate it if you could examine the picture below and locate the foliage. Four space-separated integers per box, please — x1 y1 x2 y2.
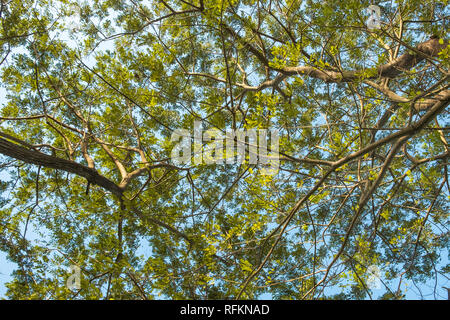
0 0 448 299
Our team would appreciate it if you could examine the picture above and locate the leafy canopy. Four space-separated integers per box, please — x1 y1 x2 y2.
0 0 449 299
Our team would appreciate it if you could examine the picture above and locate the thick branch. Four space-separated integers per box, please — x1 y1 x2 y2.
0 135 123 197
234 37 448 88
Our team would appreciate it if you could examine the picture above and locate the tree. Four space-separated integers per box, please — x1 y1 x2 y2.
0 0 448 300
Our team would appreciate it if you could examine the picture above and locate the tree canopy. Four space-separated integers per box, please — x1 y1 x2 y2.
0 0 449 299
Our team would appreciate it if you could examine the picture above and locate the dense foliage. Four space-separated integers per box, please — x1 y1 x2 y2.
0 0 449 299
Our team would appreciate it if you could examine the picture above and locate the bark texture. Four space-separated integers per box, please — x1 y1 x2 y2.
0 136 124 197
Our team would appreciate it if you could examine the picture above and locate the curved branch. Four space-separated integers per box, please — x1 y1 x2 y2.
231 37 448 88
0 135 123 197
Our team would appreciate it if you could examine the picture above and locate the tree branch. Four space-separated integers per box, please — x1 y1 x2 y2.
0 134 123 197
